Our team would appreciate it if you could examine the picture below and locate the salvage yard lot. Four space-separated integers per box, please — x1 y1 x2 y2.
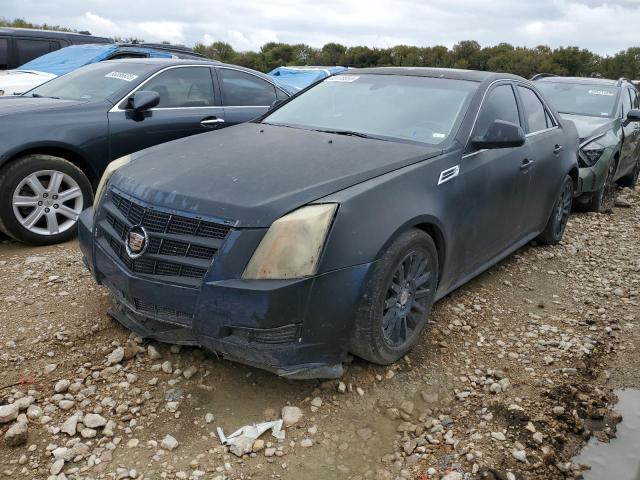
1 188 639 480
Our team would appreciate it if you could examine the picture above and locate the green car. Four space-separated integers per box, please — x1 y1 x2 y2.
533 75 640 212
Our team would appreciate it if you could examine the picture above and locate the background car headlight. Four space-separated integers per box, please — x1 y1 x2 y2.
242 204 338 280
580 141 605 167
93 155 131 210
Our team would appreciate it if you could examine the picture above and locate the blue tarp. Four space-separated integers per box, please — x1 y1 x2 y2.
268 66 347 93
18 44 173 76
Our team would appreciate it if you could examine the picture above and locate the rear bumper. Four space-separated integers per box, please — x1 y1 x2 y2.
78 209 373 379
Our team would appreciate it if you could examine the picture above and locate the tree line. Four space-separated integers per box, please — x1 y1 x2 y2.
194 40 640 80
3 17 638 80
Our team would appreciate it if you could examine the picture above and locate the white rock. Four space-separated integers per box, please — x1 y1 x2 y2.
54 379 71 393
512 449 527 463
281 406 304 427
161 434 179 451
147 345 162 360
442 473 463 480
161 361 173 374
50 458 65 475
107 347 124 365
183 365 198 379
14 396 34 410
26 405 42 419
205 413 214 424
80 428 97 438
61 413 80 436
83 413 107 429
300 438 313 447
310 397 322 408
4 420 28 446
491 431 506 441
0 403 19 423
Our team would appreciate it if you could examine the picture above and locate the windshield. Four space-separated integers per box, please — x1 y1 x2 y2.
27 62 156 101
536 82 619 118
263 74 477 145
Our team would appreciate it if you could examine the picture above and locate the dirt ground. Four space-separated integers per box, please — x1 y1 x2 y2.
0 187 639 480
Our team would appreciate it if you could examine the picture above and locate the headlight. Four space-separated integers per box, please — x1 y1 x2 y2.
93 155 131 210
580 141 605 167
242 204 338 279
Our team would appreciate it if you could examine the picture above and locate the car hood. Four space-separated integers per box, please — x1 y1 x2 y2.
559 113 614 142
0 70 57 96
0 96 90 116
113 123 442 228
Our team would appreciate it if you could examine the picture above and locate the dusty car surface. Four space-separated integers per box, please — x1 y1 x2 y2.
79 67 579 379
0 58 289 245
533 74 640 211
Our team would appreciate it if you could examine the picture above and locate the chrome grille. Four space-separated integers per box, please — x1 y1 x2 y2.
97 190 232 286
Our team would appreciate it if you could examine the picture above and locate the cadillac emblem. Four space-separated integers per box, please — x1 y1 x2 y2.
125 225 148 258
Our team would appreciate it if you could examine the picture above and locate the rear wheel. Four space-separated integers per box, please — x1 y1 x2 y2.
0 155 93 245
585 159 616 213
350 229 438 365
537 175 573 245
618 158 640 188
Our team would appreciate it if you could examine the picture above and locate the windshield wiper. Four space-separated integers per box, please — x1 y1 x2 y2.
311 128 375 139
30 93 60 99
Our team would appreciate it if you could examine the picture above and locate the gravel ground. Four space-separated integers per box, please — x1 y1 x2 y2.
0 187 639 480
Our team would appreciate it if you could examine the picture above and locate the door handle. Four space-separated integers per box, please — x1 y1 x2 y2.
200 117 225 127
553 144 563 154
520 158 534 171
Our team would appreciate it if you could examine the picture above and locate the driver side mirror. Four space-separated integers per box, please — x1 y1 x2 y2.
471 119 526 150
624 108 640 126
128 91 160 113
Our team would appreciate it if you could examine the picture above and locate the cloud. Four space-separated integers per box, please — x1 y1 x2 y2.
3 0 640 54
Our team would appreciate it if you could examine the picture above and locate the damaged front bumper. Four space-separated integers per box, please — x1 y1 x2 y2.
78 208 373 379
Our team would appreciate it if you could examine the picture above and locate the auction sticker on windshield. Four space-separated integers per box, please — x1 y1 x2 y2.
588 89 615 96
105 71 139 82
326 75 359 82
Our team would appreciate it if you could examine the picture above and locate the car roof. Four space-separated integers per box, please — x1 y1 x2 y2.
345 67 525 83
533 75 620 87
0 27 111 42
103 58 281 84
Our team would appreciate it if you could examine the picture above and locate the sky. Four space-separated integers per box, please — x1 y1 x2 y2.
3 0 640 55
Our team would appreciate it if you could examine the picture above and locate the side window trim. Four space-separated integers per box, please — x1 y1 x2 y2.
515 83 559 136
465 80 520 153
110 65 222 113
217 66 285 107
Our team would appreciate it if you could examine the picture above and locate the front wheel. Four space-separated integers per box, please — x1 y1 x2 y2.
618 158 640 189
0 155 93 245
585 159 616 213
350 229 438 365
537 174 573 245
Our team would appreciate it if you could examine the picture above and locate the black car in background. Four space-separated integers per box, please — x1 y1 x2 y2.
0 58 290 244
0 27 112 70
533 75 640 211
80 68 579 379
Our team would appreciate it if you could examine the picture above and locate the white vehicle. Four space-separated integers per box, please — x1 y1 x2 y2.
0 69 56 96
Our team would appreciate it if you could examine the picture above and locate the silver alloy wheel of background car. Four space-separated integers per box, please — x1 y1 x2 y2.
12 170 83 236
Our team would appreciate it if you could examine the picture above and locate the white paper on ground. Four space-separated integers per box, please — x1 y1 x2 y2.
217 420 285 456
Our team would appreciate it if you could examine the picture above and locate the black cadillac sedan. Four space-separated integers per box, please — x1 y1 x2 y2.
79 68 579 379
0 58 289 245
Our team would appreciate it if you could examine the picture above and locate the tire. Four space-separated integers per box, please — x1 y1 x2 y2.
537 175 573 245
0 155 93 245
585 159 616 213
618 158 640 189
350 229 438 365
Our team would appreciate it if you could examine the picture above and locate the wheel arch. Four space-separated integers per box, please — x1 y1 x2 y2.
0 145 99 189
377 216 447 286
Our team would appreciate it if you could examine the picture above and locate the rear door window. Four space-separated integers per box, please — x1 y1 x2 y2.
142 67 215 108
0 38 8 69
218 68 277 106
517 86 548 133
16 38 53 65
473 84 520 138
